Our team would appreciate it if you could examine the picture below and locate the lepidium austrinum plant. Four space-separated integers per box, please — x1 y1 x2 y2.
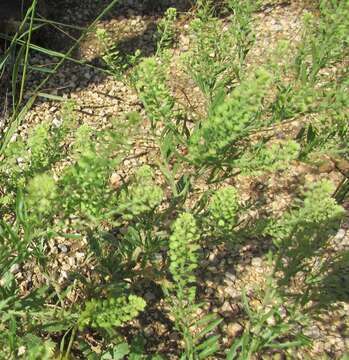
164 213 222 359
0 0 348 357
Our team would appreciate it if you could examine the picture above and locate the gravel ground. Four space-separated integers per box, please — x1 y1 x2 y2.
4 0 349 358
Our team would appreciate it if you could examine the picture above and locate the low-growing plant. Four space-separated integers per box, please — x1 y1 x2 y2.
227 267 310 360
295 0 349 84
188 68 272 165
266 179 345 304
165 213 222 359
182 0 256 105
78 294 146 331
131 57 176 129
1 0 348 357
155 7 178 55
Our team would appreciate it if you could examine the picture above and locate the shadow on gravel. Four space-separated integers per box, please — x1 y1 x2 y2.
0 0 193 88
0 0 194 128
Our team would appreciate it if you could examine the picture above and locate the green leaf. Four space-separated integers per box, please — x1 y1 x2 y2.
110 342 130 360
194 317 223 342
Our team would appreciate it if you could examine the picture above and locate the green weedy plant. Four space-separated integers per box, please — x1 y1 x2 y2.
208 186 239 230
155 7 178 56
0 193 66 359
269 0 349 161
227 268 310 360
169 213 199 304
183 0 256 104
96 27 140 82
26 173 57 216
78 294 146 332
1 0 348 357
0 104 147 357
38 111 141 229
182 11 236 104
0 101 76 213
226 0 258 76
295 0 349 84
266 179 345 299
234 140 300 175
131 57 175 129
117 165 164 221
166 213 222 359
188 68 272 164
267 179 344 246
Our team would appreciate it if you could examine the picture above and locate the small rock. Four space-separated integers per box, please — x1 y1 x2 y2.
52 116 62 128
110 172 121 188
304 325 321 339
271 22 283 32
225 286 240 299
62 263 70 272
57 244 69 253
16 157 25 165
75 252 85 260
313 341 325 353
153 253 163 263
225 271 236 282
207 266 219 274
279 305 287 319
59 270 68 282
144 291 156 302
266 315 276 326
225 322 243 338
10 263 20 274
334 229 346 242
144 326 154 337
208 252 219 265
251 257 263 267
328 335 338 346
221 301 232 313
10 133 18 142
169 331 181 341
17 346 26 356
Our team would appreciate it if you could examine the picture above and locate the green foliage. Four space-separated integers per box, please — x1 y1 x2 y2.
209 186 239 230
183 0 256 104
79 295 146 331
236 140 300 175
167 213 222 359
28 122 52 170
96 28 127 81
156 7 177 55
227 271 310 360
131 57 175 128
226 0 258 71
0 192 32 278
1 1 348 358
267 180 344 245
295 0 349 83
182 10 237 102
58 146 117 225
189 69 272 163
169 213 199 302
0 101 76 211
18 335 56 360
117 165 164 221
266 180 345 298
26 173 57 215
